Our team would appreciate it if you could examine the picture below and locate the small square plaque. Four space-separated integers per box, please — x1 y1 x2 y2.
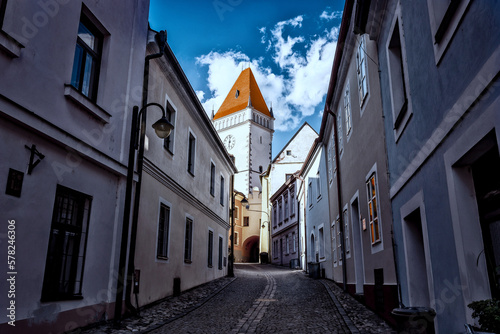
6 169 24 198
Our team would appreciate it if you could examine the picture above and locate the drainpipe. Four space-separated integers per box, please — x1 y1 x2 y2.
228 174 235 277
297 176 307 273
115 30 167 321
326 107 348 291
126 30 167 312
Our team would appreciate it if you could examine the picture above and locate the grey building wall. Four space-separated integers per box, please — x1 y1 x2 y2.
375 0 500 332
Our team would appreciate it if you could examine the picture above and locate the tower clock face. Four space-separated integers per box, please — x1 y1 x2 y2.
224 134 236 150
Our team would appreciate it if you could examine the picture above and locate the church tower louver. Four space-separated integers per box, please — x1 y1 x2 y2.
213 68 274 195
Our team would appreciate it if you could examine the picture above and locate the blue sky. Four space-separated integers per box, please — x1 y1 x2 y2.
149 0 345 157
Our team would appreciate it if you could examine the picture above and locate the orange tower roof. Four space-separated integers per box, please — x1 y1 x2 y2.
214 68 272 120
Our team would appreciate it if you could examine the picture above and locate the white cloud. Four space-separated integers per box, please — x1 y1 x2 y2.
195 90 205 101
197 15 339 132
259 27 266 44
320 10 343 20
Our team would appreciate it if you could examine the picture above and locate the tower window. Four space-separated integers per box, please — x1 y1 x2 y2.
235 90 240 98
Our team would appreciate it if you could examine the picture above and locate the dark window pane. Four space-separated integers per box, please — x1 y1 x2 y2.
71 44 84 90
78 21 96 51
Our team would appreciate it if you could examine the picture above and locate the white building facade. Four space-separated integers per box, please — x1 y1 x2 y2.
133 40 236 307
0 1 149 332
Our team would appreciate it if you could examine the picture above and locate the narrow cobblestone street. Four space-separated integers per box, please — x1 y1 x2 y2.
83 264 394 334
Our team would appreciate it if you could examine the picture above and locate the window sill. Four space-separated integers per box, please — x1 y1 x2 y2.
64 84 111 124
156 256 169 261
0 30 24 58
208 265 213 268
184 259 192 264
41 294 84 303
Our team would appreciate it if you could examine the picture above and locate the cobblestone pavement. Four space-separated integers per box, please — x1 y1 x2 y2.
79 264 395 334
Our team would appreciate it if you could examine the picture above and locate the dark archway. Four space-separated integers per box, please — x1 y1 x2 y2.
242 235 260 263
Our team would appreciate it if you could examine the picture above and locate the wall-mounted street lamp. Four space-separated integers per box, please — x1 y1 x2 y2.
115 102 173 322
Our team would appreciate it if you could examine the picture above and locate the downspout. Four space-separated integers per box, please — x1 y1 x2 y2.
228 174 235 276
125 30 167 314
326 107 348 291
297 176 307 273
296 182 301 269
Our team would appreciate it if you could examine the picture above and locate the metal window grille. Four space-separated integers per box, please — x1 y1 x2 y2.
41 186 91 301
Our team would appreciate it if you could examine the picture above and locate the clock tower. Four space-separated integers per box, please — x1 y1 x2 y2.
212 68 274 195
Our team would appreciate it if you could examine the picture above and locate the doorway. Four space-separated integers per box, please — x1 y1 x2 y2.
471 140 500 299
403 207 431 306
351 197 365 294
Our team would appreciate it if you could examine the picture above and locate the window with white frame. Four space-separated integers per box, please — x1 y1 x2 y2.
163 101 176 153
278 200 283 223
157 203 170 260
337 218 342 264
337 111 343 154
284 194 289 220
218 236 223 270
234 231 239 245
210 162 215 196
329 131 336 183
386 11 412 137
316 173 322 199
367 173 381 244
220 175 225 206
319 227 325 259
308 181 313 207
328 145 333 183
290 186 295 216
292 232 296 253
357 36 368 105
273 204 277 227
187 132 196 175
234 206 239 220
184 217 193 263
208 230 213 267
344 83 352 136
70 13 103 101
243 216 249 226
427 0 471 62
332 221 337 263
343 208 350 254
286 235 289 254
